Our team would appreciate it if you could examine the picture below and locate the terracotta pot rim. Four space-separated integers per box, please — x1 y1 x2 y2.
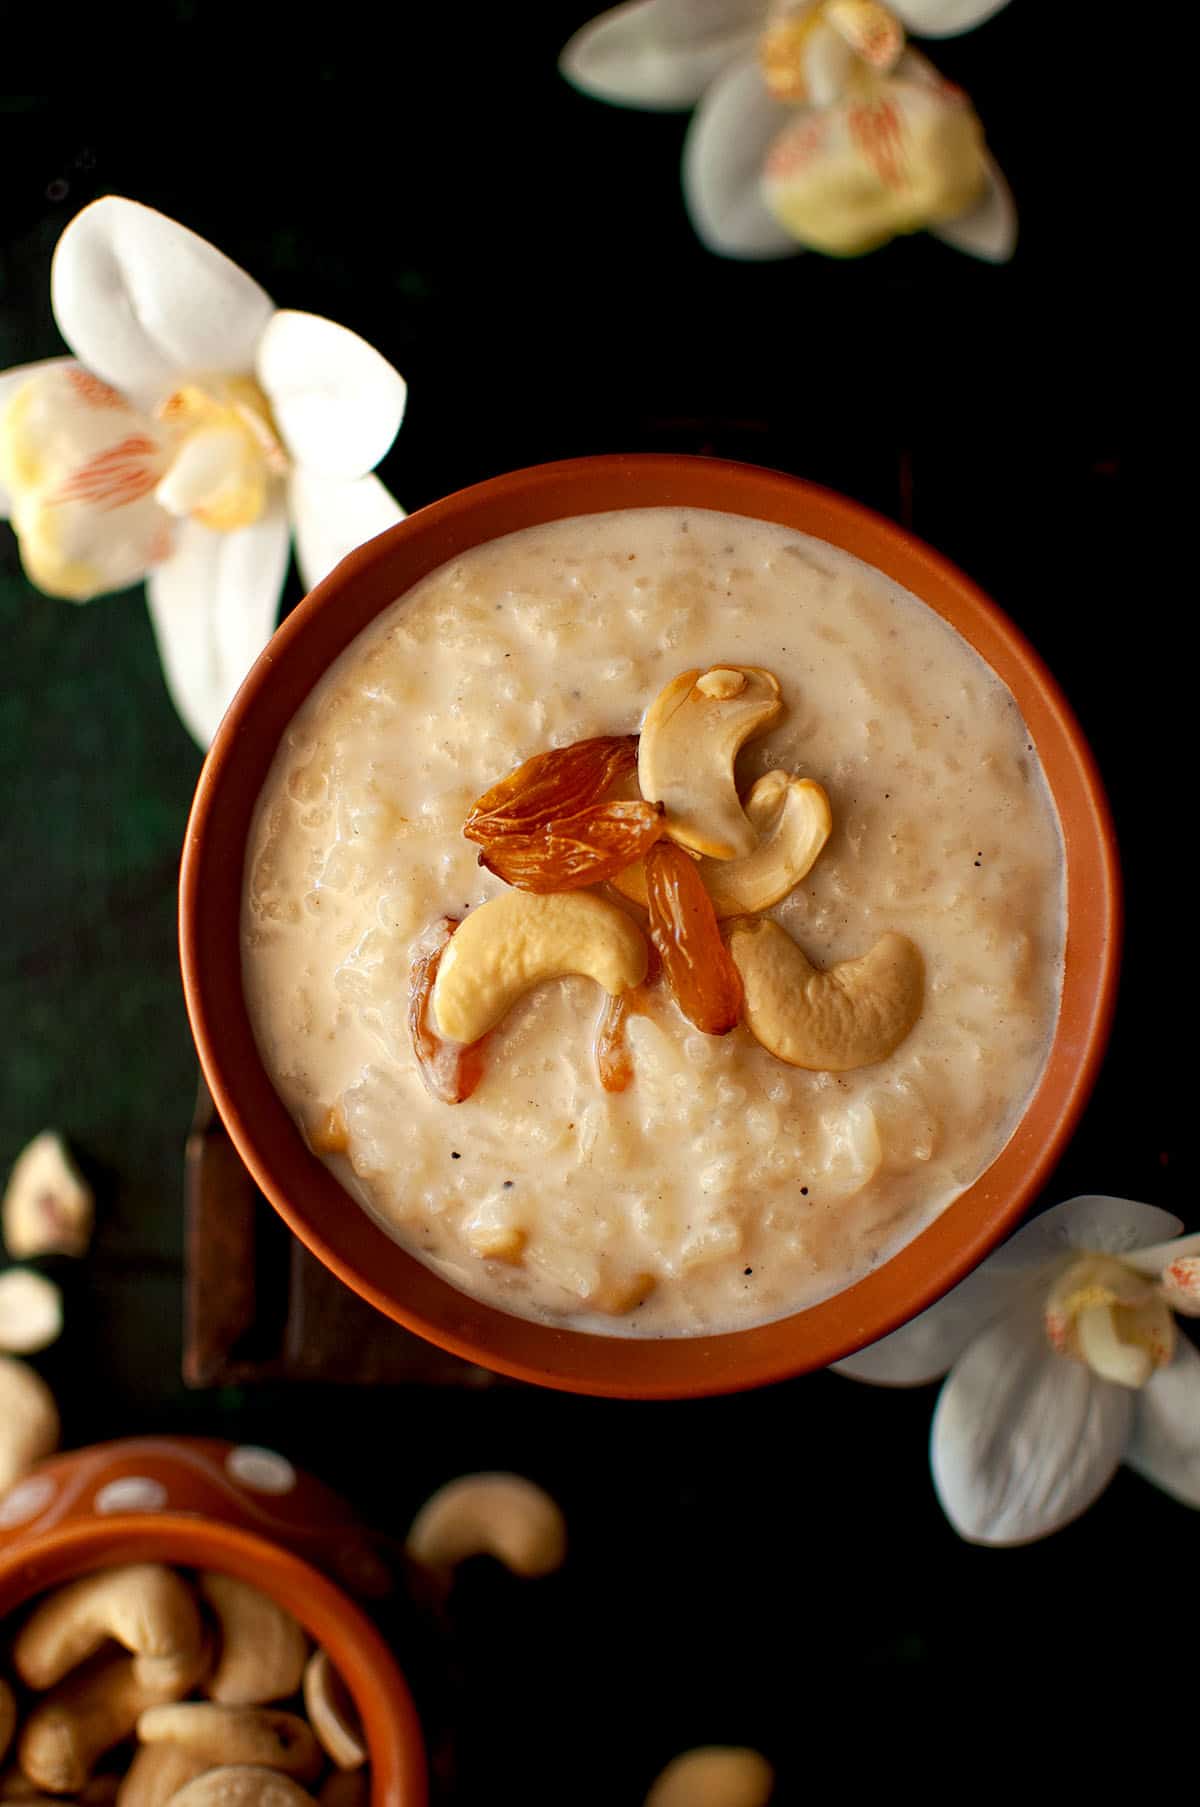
180 453 1121 1399
0 1512 427 1805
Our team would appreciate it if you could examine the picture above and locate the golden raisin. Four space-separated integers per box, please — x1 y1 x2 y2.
476 799 665 892
409 918 487 1104
464 735 638 837
644 842 743 1035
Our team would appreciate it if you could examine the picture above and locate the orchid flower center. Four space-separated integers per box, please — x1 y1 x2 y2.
759 0 904 107
155 377 286 533
1044 1254 1176 1390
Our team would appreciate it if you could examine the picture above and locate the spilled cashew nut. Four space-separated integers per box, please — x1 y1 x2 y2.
431 890 647 1044
115 1742 207 1807
729 920 924 1071
302 1651 365 1772
19 1643 206 1794
0 1270 63 1356
0 1354 60 1490
0 1683 14 1768
163 1769 318 1807
638 666 782 859
14 1565 205 1693
406 1472 566 1579
2 1132 94 1259
199 1573 308 1707
613 771 832 918
645 1745 775 1807
137 1705 320 1782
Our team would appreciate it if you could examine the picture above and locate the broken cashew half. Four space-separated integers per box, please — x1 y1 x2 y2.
14 1564 205 1693
199 1573 308 1707
302 1651 365 1772
431 890 647 1043
613 771 831 918
729 920 924 1071
638 666 782 860
19 1643 206 1795
136 1704 320 1782
2 1131 94 1259
164 1769 318 1807
645 1745 775 1807
0 1270 63 1356
406 1472 567 1579
0 1354 60 1491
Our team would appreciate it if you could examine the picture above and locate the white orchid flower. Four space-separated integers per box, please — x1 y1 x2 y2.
0 197 407 747
561 0 1016 261
835 1196 1200 1546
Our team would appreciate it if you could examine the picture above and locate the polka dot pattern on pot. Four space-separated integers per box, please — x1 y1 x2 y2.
93 1476 168 1515
0 1475 55 1528
225 1445 297 1494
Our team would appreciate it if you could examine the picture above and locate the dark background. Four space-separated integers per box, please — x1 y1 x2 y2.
0 5 1169 1801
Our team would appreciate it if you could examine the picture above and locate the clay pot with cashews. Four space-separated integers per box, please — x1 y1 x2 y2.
0 1438 427 1806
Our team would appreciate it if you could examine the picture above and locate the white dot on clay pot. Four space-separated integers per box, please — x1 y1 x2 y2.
94 1476 168 1515
0 1473 55 1527
226 1445 297 1494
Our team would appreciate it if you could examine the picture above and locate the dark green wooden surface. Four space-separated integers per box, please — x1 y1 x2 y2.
0 7 1174 1800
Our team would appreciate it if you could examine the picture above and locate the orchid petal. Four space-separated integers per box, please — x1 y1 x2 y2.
256 310 406 483
51 198 274 412
0 360 75 517
145 499 289 747
892 0 1011 37
833 1262 1028 1387
683 54 803 259
1122 1231 1200 1279
289 468 405 596
931 1302 1134 1545
560 0 762 111
928 154 1016 262
994 1197 1185 1272
1126 1335 1200 1509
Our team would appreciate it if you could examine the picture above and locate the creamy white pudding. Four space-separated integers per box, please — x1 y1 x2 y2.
242 507 1065 1336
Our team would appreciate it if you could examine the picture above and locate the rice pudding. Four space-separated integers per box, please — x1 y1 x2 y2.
242 507 1065 1337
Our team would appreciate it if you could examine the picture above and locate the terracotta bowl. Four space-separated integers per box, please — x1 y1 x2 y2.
0 1437 428 1805
180 454 1119 1398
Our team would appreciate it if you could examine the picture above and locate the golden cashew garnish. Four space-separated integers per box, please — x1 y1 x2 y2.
163 1769 318 1807
729 920 924 1071
2 1131 94 1259
199 1574 309 1707
431 890 648 1043
613 770 832 918
0 1354 60 1490
0 1269 63 1356
645 1745 775 1807
115 1742 207 1807
136 1705 320 1782
14 1565 205 1694
302 1652 366 1773
638 666 782 859
19 1643 206 1795
406 1472 567 1580
0 1683 14 1768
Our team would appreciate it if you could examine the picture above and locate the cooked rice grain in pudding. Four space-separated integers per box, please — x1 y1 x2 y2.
242 509 1065 1336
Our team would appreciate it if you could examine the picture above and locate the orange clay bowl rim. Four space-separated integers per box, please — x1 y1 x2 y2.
0 1514 427 1806
180 454 1120 1400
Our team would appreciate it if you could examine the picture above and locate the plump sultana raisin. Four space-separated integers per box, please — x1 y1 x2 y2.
476 799 664 892
409 918 487 1104
464 735 638 837
644 842 743 1035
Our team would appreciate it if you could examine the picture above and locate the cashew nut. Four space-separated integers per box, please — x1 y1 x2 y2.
18 1642 205 1795
431 890 647 1044
14 1565 205 1693
115 1743 207 1807
613 771 832 918
0 1355 59 1491
0 1684 14 1768
638 666 782 859
406 1473 566 1579
318 1775 368 1807
729 920 924 1071
302 1651 365 1772
645 1745 775 1807
136 1706 320 1783
0 1769 43 1799
0 1271 64 1357
2 1132 94 1260
161 1769 317 1807
198 1574 308 1707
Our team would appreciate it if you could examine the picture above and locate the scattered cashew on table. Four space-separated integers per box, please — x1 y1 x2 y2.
1 1567 368 1806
